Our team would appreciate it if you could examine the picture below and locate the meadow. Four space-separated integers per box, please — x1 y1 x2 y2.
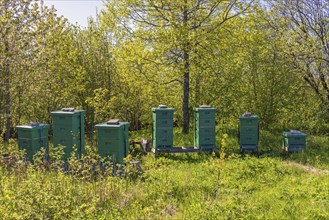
0 129 328 219
2 1 329 219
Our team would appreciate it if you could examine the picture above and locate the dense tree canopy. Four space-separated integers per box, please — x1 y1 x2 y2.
102 0 255 133
0 0 328 141
269 0 329 122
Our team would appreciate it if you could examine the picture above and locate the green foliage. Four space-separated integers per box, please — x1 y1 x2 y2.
1 0 328 136
1 0 329 218
269 0 329 121
0 131 329 219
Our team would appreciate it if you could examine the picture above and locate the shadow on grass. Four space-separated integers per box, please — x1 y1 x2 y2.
254 130 329 169
155 151 215 164
133 127 329 169
216 129 329 169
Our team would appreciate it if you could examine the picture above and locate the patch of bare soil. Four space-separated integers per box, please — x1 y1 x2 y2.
284 161 329 174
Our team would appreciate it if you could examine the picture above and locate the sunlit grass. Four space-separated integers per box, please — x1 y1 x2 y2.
0 130 328 219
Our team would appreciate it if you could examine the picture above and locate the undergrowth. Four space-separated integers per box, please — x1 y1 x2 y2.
0 130 328 219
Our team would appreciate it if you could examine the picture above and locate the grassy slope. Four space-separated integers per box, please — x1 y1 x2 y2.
0 130 328 219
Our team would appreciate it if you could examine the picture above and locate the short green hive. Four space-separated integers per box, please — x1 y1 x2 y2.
282 130 307 152
16 122 49 161
96 119 130 164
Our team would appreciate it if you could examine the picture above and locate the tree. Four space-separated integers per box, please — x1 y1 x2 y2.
74 18 116 138
0 0 38 140
0 0 72 140
268 0 329 122
103 0 255 133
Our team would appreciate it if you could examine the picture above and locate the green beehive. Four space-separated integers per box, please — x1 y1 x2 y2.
282 130 306 152
96 120 130 164
51 108 85 160
194 105 216 149
16 122 49 161
239 112 260 152
152 105 175 150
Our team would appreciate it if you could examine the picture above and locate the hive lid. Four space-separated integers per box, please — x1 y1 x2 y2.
158 104 167 108
61 108 75 112
107 119 120 125
243 112 252 117
27 122 40 127
290 130 301 134
200 105 211 108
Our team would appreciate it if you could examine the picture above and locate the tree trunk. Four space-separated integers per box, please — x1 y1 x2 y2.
182 4 190 134
195 74 201 105
4 40 11 141
182 63 190 134
89 106 95 144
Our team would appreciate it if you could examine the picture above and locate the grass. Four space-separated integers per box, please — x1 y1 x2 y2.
0 128 328 219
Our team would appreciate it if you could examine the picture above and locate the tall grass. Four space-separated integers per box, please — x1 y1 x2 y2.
0 130 328 219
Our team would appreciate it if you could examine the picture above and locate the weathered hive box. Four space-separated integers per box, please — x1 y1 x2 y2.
282 130 307 152
96 120 130 164
51 108 85 160
194 105 216 149
152 105 175 150
17 122 49 161
239 113 260 152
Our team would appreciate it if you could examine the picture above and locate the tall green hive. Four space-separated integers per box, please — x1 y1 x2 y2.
194 105 216 149
152 105 175 150
96 120 130 164
16 123 50 161
282 130 307 152
51 108 85 160
239 113 260 152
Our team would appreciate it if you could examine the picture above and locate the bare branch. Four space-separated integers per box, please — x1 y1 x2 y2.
218 0 255 28
190 2 221 30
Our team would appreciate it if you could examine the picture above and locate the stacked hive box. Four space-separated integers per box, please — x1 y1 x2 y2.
51 108 85 160
16 123 49 161
194 106 216 149
96 120 130 164
152 105 175 151
282 130 307 152
239 113 260 152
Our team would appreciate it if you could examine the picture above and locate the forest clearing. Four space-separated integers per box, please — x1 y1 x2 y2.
1 0 329 219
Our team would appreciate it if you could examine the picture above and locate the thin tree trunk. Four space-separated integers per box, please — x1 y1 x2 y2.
182 3 190 134
182 62 190 134
4 40 11 141
195 74 201 105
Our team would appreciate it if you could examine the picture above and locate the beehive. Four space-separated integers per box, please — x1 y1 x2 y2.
239 113 260 152
17 122 49 161
152 105 175 150
51 108 85 160
282 130 307 152
96 120 130 164
194 105 216 149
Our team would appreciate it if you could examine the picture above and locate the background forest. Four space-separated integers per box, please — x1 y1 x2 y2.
1 0 328 140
